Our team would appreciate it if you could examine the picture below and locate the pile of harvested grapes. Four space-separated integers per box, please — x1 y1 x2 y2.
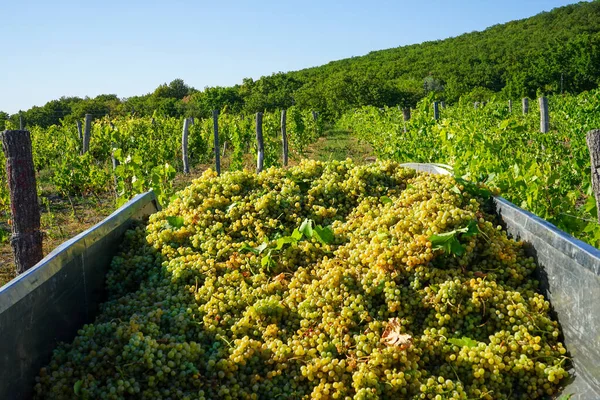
34 160 569 400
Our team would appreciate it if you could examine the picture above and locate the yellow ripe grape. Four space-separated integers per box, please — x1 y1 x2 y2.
33 160 569 400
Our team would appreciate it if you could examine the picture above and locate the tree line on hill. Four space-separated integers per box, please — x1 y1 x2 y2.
1 1 599 130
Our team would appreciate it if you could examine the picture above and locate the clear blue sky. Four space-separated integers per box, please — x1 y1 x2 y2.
1 0 584 114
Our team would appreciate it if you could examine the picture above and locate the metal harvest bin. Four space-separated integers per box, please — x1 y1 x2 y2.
0 191 160 400
0 165 598 399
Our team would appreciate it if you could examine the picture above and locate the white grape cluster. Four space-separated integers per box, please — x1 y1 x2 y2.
34 160 568 400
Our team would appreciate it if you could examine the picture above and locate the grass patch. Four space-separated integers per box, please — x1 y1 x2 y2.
304 129 374 163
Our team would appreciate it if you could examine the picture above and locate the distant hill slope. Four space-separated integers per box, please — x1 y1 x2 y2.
4 1 600 128
286 1 600 117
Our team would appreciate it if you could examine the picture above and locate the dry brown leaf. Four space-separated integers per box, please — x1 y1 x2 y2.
273 273 287 283
381 318 413 350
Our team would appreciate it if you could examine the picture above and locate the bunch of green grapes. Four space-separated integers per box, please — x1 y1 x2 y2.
34 160 569 400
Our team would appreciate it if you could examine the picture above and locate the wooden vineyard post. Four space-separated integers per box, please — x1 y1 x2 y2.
586 129 600 223
1 130 43 273
213 110 221 175
508 100 512 113
402 108 411 133
76 120 83 142
522 98 529 115
539 97 549 133
82 113 92 154
433 102 440 120
218 116 227 158
182 117 190 174
312 111 318 121
256 112 264 173
281 109 288 167
109 123 119 196
474 102 479 109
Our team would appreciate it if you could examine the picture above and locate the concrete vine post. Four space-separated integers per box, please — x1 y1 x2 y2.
213 110 221 175
182 117 190 174
539 97 549 133
256 112 264 173
76 120 83 142
586 129 600 223
109 122 119 196
1 130 43 274
402 108 411 133
82 114 92 154
508 100 512 113
281 109 288 167
522 98 529 115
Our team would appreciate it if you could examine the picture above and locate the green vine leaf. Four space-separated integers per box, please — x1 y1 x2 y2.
166 216 184 228
429 220 478 256
448 336 478 348
299 219 313 238
313 225 335 244
455 177 492 200
380 196 393 205
73 380 83 396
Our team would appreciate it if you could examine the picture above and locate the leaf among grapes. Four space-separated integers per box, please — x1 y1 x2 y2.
381 318 412 350
239 242 268 254
429 220 479 256
429 231 465 256
299 219 314 238
462 220 479 238
380 196 393 205
73 380 83 396
297 219 335 244
275 235 297 250
454 177 492 200
448 336 478 348
313 224 334 244
166 216 184 228
261 251 276 269
226 202 238 213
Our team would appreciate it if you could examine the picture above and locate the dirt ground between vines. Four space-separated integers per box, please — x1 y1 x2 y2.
0 129 373 287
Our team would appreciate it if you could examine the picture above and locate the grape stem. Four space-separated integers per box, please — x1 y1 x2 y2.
216 334 233 349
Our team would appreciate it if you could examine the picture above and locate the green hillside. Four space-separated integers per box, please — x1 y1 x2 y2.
288 1 600 118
